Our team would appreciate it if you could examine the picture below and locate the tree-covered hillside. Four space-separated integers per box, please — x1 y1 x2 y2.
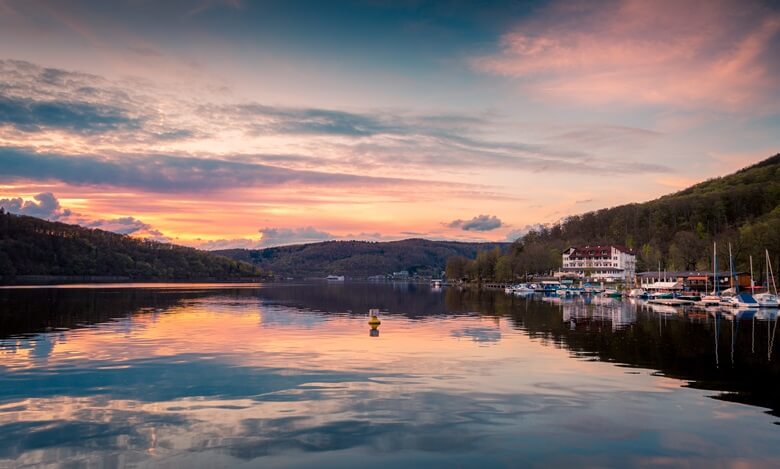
216 239 509 278
0 211 268 282
450 154 780 282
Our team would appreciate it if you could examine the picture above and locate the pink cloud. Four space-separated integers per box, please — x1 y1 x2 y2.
472 0 780 112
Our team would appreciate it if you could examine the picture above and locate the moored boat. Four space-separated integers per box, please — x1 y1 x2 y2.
649 291 674 300
720 293 759 309
697 294 722 306
675 292 701 302
753 293 779 308
601 289 622 298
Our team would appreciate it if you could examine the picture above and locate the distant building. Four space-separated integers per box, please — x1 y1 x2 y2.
559 245 636 281
636 271 750 292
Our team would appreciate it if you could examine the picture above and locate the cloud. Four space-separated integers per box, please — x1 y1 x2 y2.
472 0 780 111
0 59 194 142
195 238 264 250
195 229 420 250
448 214 502 232
258 226 336 247
0 59 670 178
0 146 414 193
505 223 547 241
0 192 170 241
0 192 70 220
84 217 170 242
0 95 140 134
222 104 405 137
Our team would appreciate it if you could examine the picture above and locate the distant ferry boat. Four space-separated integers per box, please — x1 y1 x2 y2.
326 275 345 281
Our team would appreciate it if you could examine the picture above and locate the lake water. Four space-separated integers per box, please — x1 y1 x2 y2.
0 283 778 468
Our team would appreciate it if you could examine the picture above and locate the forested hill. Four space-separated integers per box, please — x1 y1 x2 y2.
0 211 267 283
490 153 780 278
215 239 510 278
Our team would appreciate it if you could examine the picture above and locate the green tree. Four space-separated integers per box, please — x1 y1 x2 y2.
494 256 513 282
668 231 706 270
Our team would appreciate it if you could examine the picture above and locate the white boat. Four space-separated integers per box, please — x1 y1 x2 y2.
325 275 345 281
600 289 622 298
720 244 758 308
513 284 535 294
628 288 647 298
754 293 779 308
754 250 779 308
698 294 722 306
720 293 759 309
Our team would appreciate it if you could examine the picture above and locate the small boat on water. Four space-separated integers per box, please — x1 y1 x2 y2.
537 281 561 293
649 291 674 300
628 288 648 299
754 292 779 308
675 292 701 302
753 250 779 308
720 244 758 309
507 284 534 295
697 294 722 307
326 275 345 281
721 293 759 309
601 289 622 298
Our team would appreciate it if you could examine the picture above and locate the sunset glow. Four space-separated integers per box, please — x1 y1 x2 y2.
1 0 778 248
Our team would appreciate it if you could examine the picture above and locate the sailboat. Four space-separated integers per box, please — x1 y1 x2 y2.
699 242 722 306
720 243 759 309
754 250 779 308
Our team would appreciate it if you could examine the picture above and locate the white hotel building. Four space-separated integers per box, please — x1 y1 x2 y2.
559 245 637 281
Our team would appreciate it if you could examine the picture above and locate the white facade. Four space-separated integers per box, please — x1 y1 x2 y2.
560 245 636 281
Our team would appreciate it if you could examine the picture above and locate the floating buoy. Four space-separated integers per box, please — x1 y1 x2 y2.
368 307 382 326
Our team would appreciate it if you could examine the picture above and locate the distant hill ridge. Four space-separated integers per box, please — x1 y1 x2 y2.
0 211 267 283
215 239 510 278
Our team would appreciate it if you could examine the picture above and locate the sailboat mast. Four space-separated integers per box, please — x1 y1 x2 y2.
714 242 719 295
767 250 771 294
729 243 736 293
750 255 754 294
768 249 778 296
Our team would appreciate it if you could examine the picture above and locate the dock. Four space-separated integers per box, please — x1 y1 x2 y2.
648 298 694 306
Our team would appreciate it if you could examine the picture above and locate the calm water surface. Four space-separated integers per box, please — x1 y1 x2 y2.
0 283 778 468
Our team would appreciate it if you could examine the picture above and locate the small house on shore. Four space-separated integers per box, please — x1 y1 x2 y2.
636 271 751 292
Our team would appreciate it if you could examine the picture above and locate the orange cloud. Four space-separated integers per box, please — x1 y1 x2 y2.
472 0 780 112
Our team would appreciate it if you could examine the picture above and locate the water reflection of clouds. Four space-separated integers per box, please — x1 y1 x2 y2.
451 326 502 344
259 305 328 329
1 286 779 467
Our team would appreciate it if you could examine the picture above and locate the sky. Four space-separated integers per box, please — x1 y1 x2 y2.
0 0 778 249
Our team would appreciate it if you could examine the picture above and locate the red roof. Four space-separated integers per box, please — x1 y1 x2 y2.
564 244 635 258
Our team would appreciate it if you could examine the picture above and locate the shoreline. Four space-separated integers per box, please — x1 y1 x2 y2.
0 275 270 287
